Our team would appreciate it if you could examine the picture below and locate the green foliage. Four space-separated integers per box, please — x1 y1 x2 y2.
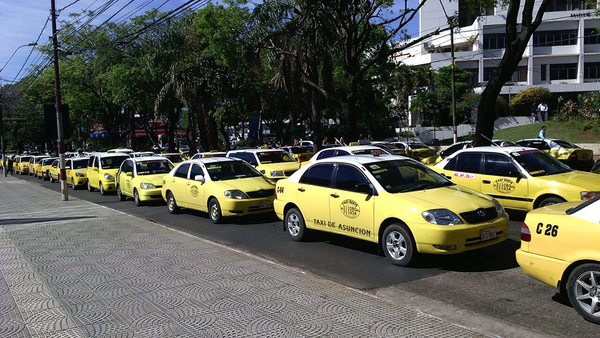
554 93 600 133
434 66 472 105
510 87 551 116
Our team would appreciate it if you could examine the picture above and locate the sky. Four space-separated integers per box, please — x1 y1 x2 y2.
0 0 420 84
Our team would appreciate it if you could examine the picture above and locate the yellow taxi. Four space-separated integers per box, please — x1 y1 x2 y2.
157 153 186 166
86 153 129 195
30 156 49 177
516 197 600 324
15 155 31 175
39 157 57 180
274 155 509 266
304 145 391 167
371 142 408 156
432 147 600 211
227 149 300 180
190 151 227 160
281 146 314 163
395 141 436 161
66 157 89 189
421 140 518 165
48 159 60 182
516 139 594 171
116 157 174 206
161 157 276 223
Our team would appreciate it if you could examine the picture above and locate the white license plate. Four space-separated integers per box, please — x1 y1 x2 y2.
480 228 497 241
258 201 272 209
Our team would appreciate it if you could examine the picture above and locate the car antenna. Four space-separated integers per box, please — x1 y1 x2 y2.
479 134 499 147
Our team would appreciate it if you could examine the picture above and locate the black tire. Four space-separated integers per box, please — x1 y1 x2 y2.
87 180 95 192
71 179 76 190
208 198 222 224
284 207 306 241
134 189 142 206
167 192 179 214
99 182 106 196
382 224 416 267
567 263 600 324
49 175 55 183
538 197 565 208
117 185 126 201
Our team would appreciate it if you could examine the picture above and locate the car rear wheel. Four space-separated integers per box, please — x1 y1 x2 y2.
167 192 179 214
285 207 306 241
539 197 565 208
208 198 222 224
117 185 126 201
99 182 106 195
382 224 416 266
134 189 142 206
567 263 600 324
87 180 95 192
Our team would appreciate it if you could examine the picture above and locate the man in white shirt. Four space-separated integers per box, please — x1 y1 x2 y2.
537 102 548 122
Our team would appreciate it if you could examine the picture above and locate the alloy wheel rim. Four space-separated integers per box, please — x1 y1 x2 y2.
575 270 600 317
168 196 174 211
134 191 139 204
287 213 300 236
211 203 218 219
386 231 407 261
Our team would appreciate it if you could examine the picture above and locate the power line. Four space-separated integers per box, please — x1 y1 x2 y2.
58 0 81 12
10 16 51 83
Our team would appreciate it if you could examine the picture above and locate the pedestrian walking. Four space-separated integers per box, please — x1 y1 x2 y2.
537 102 548 122
538 125 546 140
6 157 12 175
530 103 537 123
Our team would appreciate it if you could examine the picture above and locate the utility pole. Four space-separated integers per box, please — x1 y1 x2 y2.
0 90 5 177
438 0 458 144
51 0 68 201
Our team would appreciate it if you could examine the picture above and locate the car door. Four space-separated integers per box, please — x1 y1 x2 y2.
87 156 99 188
480 153 529 210
186 164 207 211
170 163 191 207
328 164 376 241
296 164 335 231
441 152 483 191
122 160 134 196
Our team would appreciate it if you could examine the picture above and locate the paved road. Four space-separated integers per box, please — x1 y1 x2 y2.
15 174 600 337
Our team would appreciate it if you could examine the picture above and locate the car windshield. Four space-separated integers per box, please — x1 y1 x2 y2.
510 150 572 176
101 156 128 169
288 147 312 154
365 160 452 193
42 159 55 165
20 157 31 162
72 160 87 169
409 143 429 149
165 155 184 162
205 161 262 181
136 160 173 175
551 140 579 149
256 151 294 163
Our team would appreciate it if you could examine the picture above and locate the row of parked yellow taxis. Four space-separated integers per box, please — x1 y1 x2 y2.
7 140 600 323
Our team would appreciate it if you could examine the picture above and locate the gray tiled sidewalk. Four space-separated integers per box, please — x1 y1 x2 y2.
0 176 489 337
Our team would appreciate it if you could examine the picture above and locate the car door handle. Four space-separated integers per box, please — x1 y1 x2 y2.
330 193 339 198
482 180 491 184
298 188 305 192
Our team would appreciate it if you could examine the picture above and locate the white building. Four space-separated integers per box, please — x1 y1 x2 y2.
401 0 600 99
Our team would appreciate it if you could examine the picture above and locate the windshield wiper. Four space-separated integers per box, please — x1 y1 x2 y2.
399 183 431 193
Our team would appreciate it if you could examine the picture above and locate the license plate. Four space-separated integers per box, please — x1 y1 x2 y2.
258 201 272 209
480 228 497 241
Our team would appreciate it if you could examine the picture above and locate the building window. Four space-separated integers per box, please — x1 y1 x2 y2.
584 62 600 79
483 34 506 49
483 67 496 81
511 67 528 82
547 0 597 12
533 30 577 47
550 64 578 80
458 1 479 27
464 68 479 85
541 64 547 81
584 28 600 45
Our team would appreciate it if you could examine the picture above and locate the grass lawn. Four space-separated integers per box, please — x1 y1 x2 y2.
494 121 600 143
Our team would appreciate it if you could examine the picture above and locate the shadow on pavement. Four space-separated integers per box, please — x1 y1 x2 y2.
0 216 96 225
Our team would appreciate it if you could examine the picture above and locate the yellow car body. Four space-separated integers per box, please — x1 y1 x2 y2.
227 149 300 180
516 139 594 171
39 158 57 180
31 156 49 177
516 197 600 324
16 156 31 175
87 153 129 195
433 147 600 211
395 142 436 161
49 159 60 182
274 155 509 266
116 157 174 205
66 158 89 189
161 158 276 223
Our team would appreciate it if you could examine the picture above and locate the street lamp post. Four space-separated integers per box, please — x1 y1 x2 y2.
0 42 38 177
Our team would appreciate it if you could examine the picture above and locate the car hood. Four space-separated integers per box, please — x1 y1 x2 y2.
536 171 600 190
258 162 300 172
395 185 494 213
214 176 275 192
138 174 168 186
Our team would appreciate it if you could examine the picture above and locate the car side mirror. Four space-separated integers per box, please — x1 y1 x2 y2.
194 175 205 183
355 183 373 194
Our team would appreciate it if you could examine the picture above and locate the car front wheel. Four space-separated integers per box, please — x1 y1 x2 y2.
134 189 142 206
567 263 600 324
167 192 179 214
382 224 416 267
117 185 126 201
87 180 95 192
538 196 565 208
208 198 222 224
99 182 106 195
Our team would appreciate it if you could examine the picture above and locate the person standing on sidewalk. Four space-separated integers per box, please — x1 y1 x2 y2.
538 125 546 140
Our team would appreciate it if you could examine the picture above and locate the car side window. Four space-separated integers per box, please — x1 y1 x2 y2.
484 154 520 177
300 164 335 187
94 157 100 168
334 165 370 192
317 149 336 160
452 153 483 174
189 164 203 180
174 164 190 178
334 150 350 157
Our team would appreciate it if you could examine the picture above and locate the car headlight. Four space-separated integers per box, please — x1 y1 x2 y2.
75 172 85 177
270 170 284 177
140 183 156 190
224 190 249 199
581 191 600 200
422 209 463 225
104 173 114 181
492 199 504 216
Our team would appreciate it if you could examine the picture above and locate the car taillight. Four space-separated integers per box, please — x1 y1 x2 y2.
521 223 531 242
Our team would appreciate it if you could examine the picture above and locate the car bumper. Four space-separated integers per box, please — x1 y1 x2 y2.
19 167 29 174
274 199 285 220
220 197 274 217
516 249 567 289
101 180 117 191
138 188 164 201
412 215 510 254
73 177 88 186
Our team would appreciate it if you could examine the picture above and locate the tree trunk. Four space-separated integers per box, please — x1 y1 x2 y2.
129 108 136 151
